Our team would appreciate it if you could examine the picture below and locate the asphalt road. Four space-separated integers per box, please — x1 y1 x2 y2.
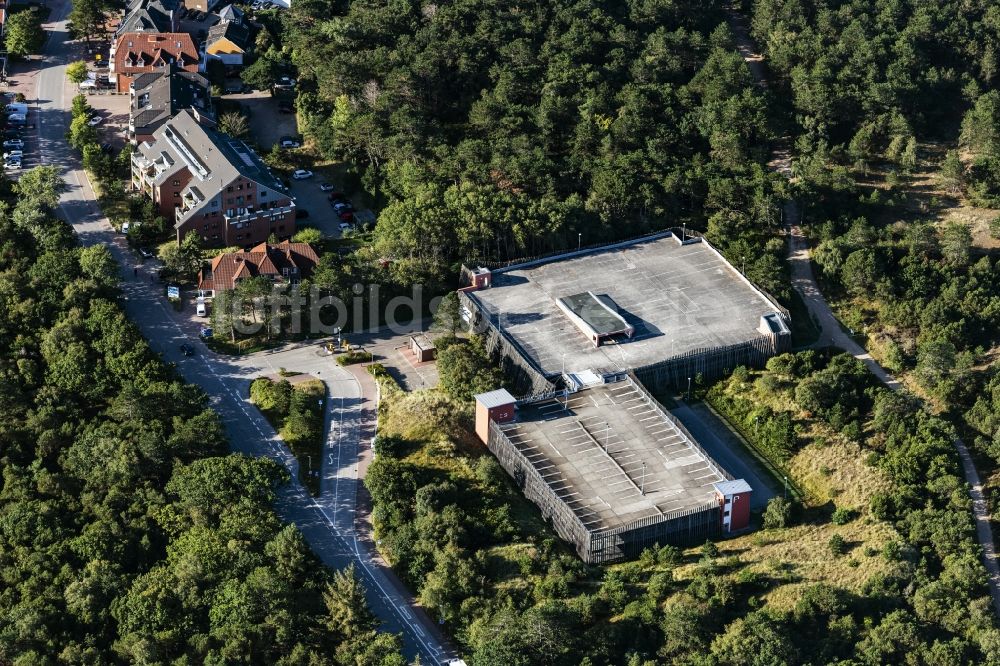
32 2 453 661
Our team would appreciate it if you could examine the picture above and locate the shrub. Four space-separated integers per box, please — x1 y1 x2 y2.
831 506 856 525
828 534 847 556
763 496 793 529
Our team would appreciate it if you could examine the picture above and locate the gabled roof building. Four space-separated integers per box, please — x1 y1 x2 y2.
197 240 320 294
131 109 296 248
129 64 214 144
111 31 199 92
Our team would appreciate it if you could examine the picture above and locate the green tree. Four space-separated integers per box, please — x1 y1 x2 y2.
941 150 964 195
961 91 1000 157
763 496 792 529
323 564 377 641
66 60 90 85
79 244 119 291
241 48 283 91
940 222 972 266
68 0 111 44
218 111 250 138
5 10 45 56
68 114 99 151
432 291 462 335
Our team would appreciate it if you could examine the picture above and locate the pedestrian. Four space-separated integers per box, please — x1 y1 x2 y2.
133 267 138 277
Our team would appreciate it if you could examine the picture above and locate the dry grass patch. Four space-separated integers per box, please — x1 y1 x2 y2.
675 519 900 612
788 429 892 510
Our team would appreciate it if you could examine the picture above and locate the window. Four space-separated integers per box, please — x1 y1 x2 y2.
173 192 180 197
172 179 180 186
212 234 220 239
724 510 730 518
237 184 243 190
247 182 254 189
236 234 243 240
227 186 233 192
260 190 267 197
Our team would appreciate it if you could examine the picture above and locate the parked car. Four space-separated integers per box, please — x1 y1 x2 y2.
200 327 213 338
196 301 207 317
179 343 195 356
79 79 98 90
318 182 336 192
339 221 351 231
121 222 130 234
87 114 103 126
139 247 153 258
279 137 300 148
339 211 354 222
291 169 313 180
3 150 22 160
3 139 23 149
3 161 20 171
7 114 26 124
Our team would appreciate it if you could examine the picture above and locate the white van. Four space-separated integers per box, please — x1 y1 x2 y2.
79 79 98 90
196 297 207 317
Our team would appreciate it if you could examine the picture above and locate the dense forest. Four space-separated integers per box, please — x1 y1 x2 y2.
280 0 787 295
365 347 1000 665
749 0 1000 185
745 0 1000 525
0 167 403 664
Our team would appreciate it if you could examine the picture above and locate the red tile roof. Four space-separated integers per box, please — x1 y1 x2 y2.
114 32 199 79
198 241 320 292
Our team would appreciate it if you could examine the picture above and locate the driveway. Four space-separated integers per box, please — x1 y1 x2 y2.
288 176 346 237
237 90 298 150
670 401 778 511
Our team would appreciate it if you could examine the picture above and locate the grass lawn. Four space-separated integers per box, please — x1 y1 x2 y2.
249 376 326 495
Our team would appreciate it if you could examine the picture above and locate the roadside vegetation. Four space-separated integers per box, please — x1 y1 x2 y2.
0 167 403 663
250 375 326 495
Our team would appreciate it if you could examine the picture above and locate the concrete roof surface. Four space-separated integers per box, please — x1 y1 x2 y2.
498 380 727 533
469 235 779 378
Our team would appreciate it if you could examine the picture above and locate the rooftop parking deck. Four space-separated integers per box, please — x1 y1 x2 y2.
468 234 781 378
497 380 727 532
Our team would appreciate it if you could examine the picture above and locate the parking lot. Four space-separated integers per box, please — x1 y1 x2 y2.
80 89 131 148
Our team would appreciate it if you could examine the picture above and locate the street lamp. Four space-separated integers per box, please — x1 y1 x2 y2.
604 422 610 451
578 232 582 250
783 475 788 499
640 461 646 495
687 376 691 400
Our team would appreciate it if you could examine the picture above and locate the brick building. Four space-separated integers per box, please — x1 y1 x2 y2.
111 31 199 93
197 241 320 296
131 109 296 247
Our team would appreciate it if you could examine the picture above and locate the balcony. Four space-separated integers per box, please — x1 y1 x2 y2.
224 204 293 227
